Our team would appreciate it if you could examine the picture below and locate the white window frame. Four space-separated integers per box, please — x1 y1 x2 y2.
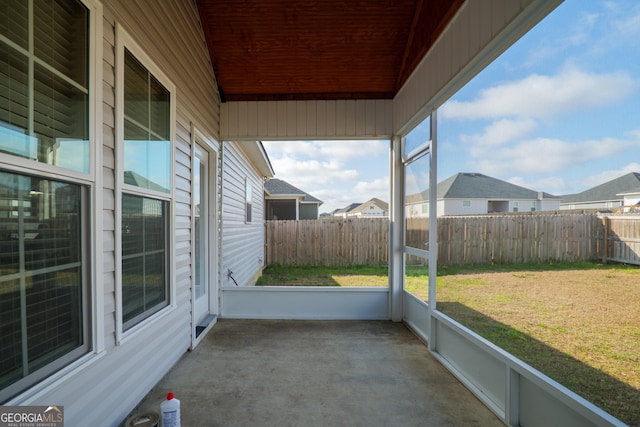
114 24 176 344
0 0 104 403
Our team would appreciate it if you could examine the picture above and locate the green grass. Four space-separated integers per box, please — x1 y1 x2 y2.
256 264 389 287
257 261 640 426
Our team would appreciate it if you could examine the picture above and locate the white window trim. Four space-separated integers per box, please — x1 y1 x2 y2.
114 23 177 345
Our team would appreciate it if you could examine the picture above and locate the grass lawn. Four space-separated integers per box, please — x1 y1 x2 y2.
257 262 640 426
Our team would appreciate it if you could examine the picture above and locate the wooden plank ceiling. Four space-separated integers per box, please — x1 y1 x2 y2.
197 0 464 102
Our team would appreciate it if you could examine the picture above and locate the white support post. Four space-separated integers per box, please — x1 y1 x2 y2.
506 367 521 426
428 110 438 351
389 136 404 322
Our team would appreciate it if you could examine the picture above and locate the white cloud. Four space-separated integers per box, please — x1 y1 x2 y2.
265 140 386 162
463 118 538 151
263 140 389 213
507 176 568 195
468 132 640 177
613 6 640 38
582 162 640 190
269 156 358 188
354 177 389 199
441 66 638 120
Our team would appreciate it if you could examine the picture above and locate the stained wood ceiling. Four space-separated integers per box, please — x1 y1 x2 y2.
197 0 464 102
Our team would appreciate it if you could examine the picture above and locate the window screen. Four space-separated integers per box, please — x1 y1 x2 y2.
404 152 430 252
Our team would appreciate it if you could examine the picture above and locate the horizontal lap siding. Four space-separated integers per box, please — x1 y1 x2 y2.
103 13 117 341
25 1 222 426
222 142 266 286
221 99 393 140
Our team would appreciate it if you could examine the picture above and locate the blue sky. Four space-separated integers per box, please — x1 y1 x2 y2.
263 0 640 214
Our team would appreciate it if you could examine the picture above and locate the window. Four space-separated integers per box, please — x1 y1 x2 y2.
513 201 519 212
121 194 168 328
463 200 471 208
123 50 171 193
0 0 92 402
245 178 252 223
0 0 89 174
118 33 173 331
404 151 430 248
0 171 90 402
531 202 536 212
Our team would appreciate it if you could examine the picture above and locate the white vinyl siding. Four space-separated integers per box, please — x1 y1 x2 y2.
221 99 393 141
222 142 265 286
6 1 221 426
442 200 489 216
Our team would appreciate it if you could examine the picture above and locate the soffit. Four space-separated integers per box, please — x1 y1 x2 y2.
196 0 464 102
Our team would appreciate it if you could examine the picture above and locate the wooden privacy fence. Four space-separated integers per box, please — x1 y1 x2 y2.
265 218 389 266
601 215 640 266
265 214 638 267
435 214 602 265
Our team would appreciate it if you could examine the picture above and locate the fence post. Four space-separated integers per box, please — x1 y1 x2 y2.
601 216 609 264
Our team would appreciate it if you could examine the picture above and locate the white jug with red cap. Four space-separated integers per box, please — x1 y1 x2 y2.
160 392 181 427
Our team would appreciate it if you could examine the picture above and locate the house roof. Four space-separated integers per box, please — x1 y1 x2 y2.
196 0 464 101
124 171 169 193
618 186 640 196
406 173 559 203
264 178 322 204
333 203 363 214
237 142 275 178
348 198 389 214
561 172 640 204
438 173 558 200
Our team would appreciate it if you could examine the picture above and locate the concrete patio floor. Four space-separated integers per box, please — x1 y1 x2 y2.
125 319 503 426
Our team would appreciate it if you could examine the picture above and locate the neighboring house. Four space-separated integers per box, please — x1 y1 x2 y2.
264 178 323 220
332 202 363 218
560 172 640 211
345 198 389 218
406 173 561 217
618 188 640 212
